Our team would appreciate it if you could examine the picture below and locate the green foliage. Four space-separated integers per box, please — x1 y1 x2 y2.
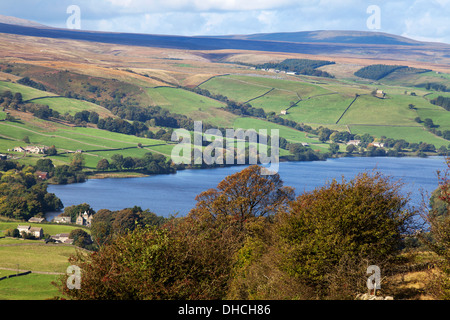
90 206 167 247
69 228 93 249
0 160 63 220
255 59 335 78
354 64 407 80
275 172 414 297
17 77 47 91
431 96 450 111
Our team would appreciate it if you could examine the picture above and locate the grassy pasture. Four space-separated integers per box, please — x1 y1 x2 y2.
29 97 114 118
200 75 332 104
0 273 61 300
284 93 355 124
200 76 271 102
145 86 236 127
0 121 174 169
0 81 56 100
249 89 300 113
338 94 423 126
0 244 76 273
233 117 328 152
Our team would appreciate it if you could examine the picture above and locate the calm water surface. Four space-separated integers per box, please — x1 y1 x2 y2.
47 156 447 220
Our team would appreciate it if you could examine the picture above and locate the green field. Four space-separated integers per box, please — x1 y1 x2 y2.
0 121 174 169
285 93 355 124
0 243 76 272
233 117 328 152
29 97 114 118
0 241 79 300
200 75 332 105
249 89 300 113
338 94 418 126
145 86 236 127
0 273 61 300
0 81 58 100
200 75 271 102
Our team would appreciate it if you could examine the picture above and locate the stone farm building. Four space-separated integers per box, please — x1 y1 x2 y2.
53 215 72 224
17 225 43 239
51 233 73 244
28 217 45 223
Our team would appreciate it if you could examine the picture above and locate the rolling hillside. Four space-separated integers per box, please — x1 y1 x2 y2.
0 18 449 173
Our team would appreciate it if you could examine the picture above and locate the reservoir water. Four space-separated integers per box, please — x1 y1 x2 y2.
47 156 447 220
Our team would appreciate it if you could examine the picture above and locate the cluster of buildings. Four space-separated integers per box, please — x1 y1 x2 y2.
346 140 385 148
7 211 94 244
11 145 47 154
250 67 296 76
54 211 93 227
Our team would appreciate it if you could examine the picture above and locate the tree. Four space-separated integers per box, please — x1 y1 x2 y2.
89 111 99 124
275 171 415 298
329 143 340 155
70 153 85 171
424 118 436 129
96 158 110 171
111 154 124 171
57 224 237 300
46 145 57 156
190 165 295 227
35 158 55 173
346 144 356 154
122 157 136 170
70 229 93 249
318 128 333 142
329 132 340 143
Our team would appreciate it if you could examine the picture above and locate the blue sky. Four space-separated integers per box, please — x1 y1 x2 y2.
1 0 449 43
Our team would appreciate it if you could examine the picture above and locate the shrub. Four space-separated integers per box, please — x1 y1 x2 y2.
275 171 415 298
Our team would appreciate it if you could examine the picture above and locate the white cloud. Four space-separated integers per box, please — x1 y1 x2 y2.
103 0 302 13
400 0 450 43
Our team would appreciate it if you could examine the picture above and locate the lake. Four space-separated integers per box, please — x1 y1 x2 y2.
47 156 447 220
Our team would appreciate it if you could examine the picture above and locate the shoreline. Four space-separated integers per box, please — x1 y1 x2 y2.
84 152 444 180
48 153 445 186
